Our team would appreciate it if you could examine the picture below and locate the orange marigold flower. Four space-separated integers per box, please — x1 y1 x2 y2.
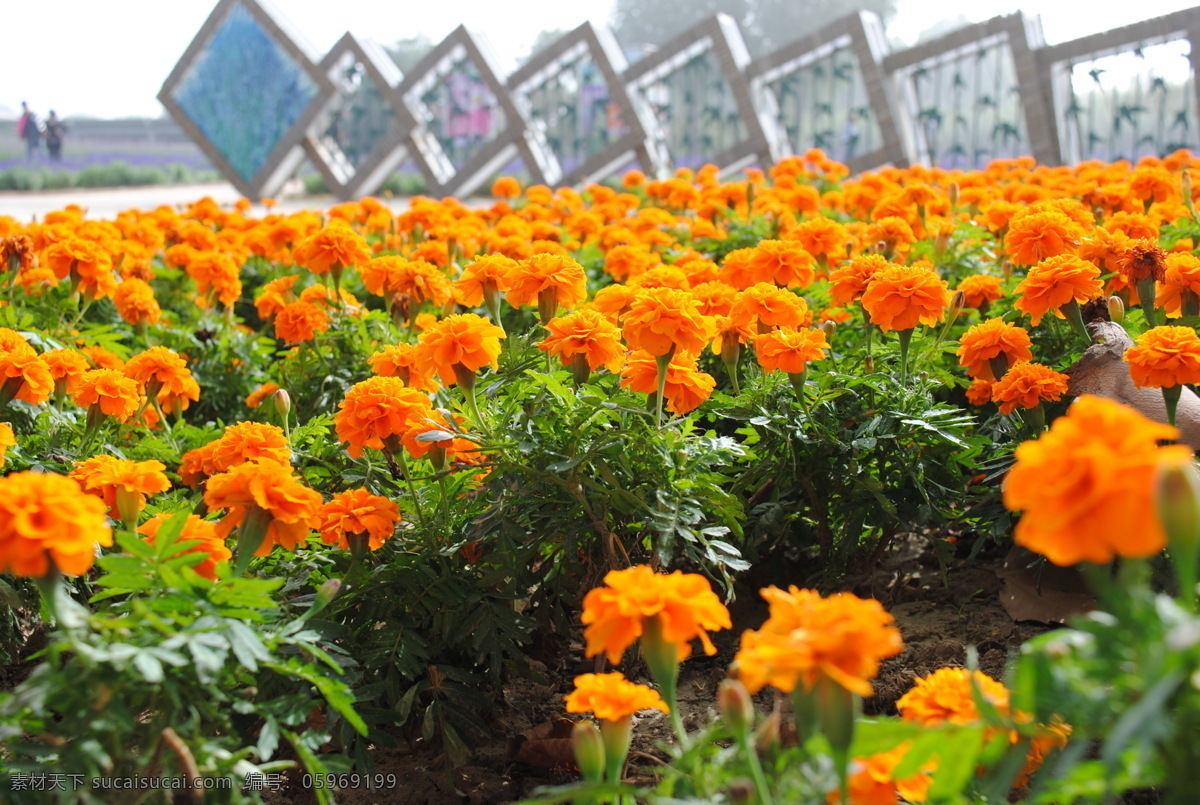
733 587 902 697
208 422 292 475
254 274 299 320
864 216 917 260
580 565 731 664
455 253 517 307
204 459 322 555
1117 238 1167 283
1003 210 1084 267
491 176 522 199
0 422 13 467
730 283 812 332
113 278 162 327
186 250 242 308
506 252 588 318
1156 252 1200 317
749 239 817 288
0 471 113 577
1124 325 1200 388
70 454 170 522
0 234 34 272
689 281 738 318
72 368 139 421
622 287 713 357
317 489 401 551
620 350 716 415
1003 395 1192 565
754 327 830 374
362 257 453 309
294 224 371 276
80 344 123 370
123 346 200 414
246 382 281 409
298 283 361 313
990 361 1069 415
626 265 690 292
368 344 439 392
603 244 660 282
897 667 1010 727
957 318 1034 380
16 266 58 296
274 300 330 344
709 315 757 358
43 236 116 299
719 247 768 289
860 265 951 332
138 513 231 581
335 375 437 459
966 378 995 407
829 254 892 307
832 745 927 805
1013 255 1103 325
415 313 505 387
539 309 625 373
40 351 89 394
956 274 1003 310
565 672 669 722
786 216 849 262
0 346 53 406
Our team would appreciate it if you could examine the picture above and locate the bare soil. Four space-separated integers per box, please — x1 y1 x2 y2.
256 533 1052 804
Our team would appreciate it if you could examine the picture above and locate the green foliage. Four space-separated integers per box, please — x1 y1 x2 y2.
0 518 363 803
0 162 220 191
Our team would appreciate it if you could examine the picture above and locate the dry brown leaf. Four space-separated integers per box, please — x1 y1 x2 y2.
504 718 578 770
995 546 1095 625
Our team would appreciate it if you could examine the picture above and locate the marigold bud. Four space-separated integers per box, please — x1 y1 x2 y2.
1158 462 1200 605
718 679 754 734
273 388 292 419
572 720 605 783
1108 295 1125 324
820 320 837 340
949 290 966 320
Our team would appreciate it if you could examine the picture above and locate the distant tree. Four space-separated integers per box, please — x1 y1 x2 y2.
611 0 897 57
743 0 897 55
612 0 748 54
386 35 436 75
524 29 569 64
912 14 972 45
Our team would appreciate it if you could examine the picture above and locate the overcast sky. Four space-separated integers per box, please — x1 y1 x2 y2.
3 0 1199 119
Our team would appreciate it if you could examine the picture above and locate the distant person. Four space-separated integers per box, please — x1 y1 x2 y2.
44 111 65 161
16 102 41 160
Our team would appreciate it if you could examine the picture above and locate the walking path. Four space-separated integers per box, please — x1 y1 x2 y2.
0 182 461 220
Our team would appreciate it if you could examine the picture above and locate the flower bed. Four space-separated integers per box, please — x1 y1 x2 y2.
1 152 1200 803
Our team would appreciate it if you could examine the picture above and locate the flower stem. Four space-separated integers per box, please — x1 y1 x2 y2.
1164 384 1183 428
897 328 913 385
654 348 676 429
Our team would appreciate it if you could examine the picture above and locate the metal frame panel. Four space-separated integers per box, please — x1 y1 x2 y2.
622 14 784 176
748 11 906 172
508 22 662 186
302 32 420 200
157 0 334 200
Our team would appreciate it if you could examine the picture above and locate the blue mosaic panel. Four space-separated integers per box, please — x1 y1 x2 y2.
172 2 318 181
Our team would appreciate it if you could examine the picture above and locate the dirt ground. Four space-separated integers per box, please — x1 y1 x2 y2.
251 533 1055 805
